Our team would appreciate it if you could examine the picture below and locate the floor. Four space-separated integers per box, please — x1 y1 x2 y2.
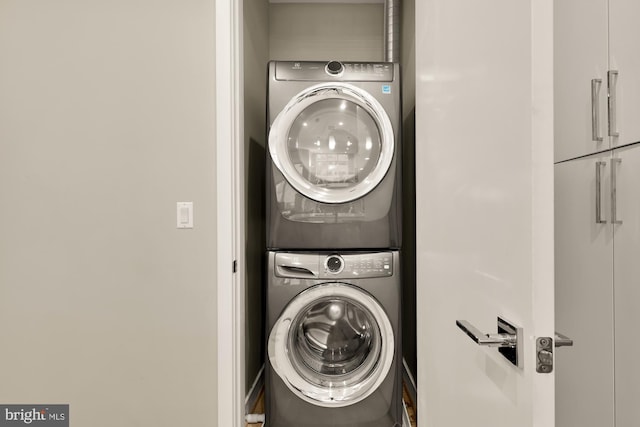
246 383 417 427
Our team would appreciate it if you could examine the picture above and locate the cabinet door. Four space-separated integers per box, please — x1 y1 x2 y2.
554 153 614 427
554 0 608 162
612 144 640 427
609 0 640 148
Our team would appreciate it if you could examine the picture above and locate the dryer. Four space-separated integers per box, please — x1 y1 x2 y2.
267 60 402 250
266 251 402 427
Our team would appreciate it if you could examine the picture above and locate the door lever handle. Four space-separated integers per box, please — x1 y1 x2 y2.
456 320 516 347
456 317 523 367
555 332 574 348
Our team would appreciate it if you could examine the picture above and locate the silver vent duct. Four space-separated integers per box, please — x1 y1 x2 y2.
384 0 401 63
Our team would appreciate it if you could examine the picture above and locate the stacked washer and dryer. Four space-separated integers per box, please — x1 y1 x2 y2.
265 60 403 427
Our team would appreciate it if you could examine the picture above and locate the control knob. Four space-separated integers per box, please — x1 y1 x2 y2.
326 61 344 76
325 254 344 274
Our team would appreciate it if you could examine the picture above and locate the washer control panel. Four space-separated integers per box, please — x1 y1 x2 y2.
324 254 345 274
275 61 394 82
275 252 394 279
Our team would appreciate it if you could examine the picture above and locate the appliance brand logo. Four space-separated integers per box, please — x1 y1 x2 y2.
0 406 68 426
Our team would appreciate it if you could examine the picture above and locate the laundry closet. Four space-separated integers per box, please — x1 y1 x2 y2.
242 1 417 425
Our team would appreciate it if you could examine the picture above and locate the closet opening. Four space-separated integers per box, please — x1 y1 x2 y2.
241 1 417 426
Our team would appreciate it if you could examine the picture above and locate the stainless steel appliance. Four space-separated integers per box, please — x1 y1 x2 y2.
266 251 402 427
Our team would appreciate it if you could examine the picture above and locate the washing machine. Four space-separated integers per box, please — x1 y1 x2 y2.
266 251 402 427
266 60 402 250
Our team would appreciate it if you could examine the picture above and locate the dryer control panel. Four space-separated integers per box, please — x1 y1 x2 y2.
275 252 394 279
274 61 394 82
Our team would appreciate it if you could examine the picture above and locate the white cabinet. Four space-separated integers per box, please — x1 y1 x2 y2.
554 0 608 162
611 144 640 427
555 0 640 163
609 0 640 150
555 142 640 427
555 152 615 427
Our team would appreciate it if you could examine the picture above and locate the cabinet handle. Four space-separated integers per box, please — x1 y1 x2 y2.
596 161 607 224
608 70 619 137
611 158 622 224
591 79 603 142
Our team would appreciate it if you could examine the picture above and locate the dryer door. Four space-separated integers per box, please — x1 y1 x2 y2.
269 83 394 204
268 282 395 408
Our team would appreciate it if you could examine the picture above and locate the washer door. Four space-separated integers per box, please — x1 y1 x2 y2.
269 83 394 204
268 283 395 407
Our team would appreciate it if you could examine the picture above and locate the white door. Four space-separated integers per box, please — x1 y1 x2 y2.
415 1 555 426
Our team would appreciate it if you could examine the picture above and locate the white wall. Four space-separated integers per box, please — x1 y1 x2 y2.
0 1 218 426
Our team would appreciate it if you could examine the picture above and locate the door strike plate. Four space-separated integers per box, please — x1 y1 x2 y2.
536 337 553 373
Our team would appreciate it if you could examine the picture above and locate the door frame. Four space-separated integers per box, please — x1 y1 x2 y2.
216 1 556 426
216 0 245 426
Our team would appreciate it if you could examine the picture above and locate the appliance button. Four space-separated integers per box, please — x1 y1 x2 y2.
325 255 345 274
326 61 344 75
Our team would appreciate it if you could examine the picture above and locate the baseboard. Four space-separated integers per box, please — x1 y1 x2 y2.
245 365 265 414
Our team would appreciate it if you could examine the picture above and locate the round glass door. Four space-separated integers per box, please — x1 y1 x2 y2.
268 283 394 407
269 83 394 204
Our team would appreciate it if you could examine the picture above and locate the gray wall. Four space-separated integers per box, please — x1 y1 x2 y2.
0 1 218 426
269 3 384 61
244 0 270 394
401 0 417 384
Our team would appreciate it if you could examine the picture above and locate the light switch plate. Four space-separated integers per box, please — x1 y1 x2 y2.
177 202 194 228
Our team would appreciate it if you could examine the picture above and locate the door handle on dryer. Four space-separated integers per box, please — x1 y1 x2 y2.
456 317 523 367
591 78 604 142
